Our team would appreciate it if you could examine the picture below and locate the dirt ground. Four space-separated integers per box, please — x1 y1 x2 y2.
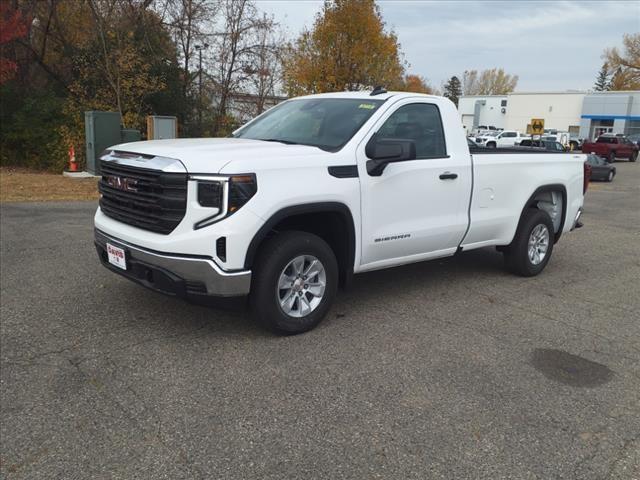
0 167 99 202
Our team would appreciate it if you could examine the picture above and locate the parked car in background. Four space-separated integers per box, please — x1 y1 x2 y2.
582 134 638 162
517 139 567 152
585 154 616 182
475 130 524 148
569 133 583 151
542 132 570 148
469 125 499 137
626 133 640 148
467 137 489 150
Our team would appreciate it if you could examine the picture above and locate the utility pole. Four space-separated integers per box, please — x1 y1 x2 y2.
194 43 209 136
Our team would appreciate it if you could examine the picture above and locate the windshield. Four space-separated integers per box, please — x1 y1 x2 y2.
233 98 384 151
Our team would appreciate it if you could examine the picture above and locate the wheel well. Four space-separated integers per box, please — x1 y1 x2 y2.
520 185 567 243
245 204 355 288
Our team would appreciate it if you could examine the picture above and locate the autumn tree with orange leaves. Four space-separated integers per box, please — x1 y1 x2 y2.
0 3 29 84
283 0 406 95
401 74 436 94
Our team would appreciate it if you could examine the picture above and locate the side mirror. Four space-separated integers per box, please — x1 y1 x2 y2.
365 137 416 176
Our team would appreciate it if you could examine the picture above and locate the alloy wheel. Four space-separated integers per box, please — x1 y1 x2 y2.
528 224 550 265
277 255 326 318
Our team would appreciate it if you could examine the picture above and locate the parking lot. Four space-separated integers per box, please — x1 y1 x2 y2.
1 162 639 479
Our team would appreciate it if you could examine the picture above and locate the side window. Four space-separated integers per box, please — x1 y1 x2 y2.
377 103 447 158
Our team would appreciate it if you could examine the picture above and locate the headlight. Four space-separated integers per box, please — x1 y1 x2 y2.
228 174 258 213
191 174 257 229
198 181 223 208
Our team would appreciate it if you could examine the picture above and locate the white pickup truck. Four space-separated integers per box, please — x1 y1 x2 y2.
475 129 524 148
95 90 587 334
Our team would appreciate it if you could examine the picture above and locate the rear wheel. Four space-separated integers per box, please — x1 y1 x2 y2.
487 142 496 148
250 231 338 334
631 151 638 162
504 208 555 277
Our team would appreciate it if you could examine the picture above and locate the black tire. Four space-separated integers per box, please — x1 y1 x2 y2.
487 142 496 148
504 208 555 277
631 151 638 162
608 152 616 163
250 231 338 334
606 170 614 182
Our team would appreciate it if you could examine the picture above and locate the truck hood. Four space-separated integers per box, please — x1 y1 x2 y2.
110 138 326 173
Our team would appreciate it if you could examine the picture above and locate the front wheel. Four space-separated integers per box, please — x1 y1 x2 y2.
631 151 638 162
608 152 616 163
504 209 555 277
607 170 615 182
250 231 338 334
487 142 496 148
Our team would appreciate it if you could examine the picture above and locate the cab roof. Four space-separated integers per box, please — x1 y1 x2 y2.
291 90 441 102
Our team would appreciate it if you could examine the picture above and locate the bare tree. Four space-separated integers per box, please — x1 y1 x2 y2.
161 0 216 104
602 33 640 90
463 68 518 95
245 13 283 116
85 0 166 127
210 0 267 134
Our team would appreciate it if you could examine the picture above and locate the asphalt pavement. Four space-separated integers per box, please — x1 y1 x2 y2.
1 162 639 479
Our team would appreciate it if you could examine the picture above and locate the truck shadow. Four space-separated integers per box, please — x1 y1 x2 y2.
106 247 507 337
347 247 508 299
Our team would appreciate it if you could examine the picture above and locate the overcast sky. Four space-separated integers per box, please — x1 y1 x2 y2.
256 0 639 92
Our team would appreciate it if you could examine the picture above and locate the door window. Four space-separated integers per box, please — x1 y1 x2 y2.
376 103 447 158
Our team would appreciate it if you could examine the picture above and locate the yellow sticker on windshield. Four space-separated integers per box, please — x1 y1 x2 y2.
358 103 376 110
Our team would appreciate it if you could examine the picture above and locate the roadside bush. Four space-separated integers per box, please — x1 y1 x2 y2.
0 85 69 171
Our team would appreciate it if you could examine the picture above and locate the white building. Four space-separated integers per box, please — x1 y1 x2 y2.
579 91 640 140
504 91 585 135
458 95 507 132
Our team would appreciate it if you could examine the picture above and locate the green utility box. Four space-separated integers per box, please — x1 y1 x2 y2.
121 129 141 143
85 111 121 175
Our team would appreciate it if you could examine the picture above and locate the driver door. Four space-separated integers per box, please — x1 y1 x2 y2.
356 100 472 270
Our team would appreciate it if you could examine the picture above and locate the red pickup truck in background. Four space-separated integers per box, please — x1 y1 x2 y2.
582 134 638 163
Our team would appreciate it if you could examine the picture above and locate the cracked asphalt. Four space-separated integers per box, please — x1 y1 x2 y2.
1 162 639 479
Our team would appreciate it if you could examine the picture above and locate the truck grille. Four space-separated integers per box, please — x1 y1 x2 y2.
99 160 187 234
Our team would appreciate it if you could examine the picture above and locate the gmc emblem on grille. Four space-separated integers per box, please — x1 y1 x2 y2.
106 175 138 192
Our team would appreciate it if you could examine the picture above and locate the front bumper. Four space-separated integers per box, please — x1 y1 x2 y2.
95 229 251 297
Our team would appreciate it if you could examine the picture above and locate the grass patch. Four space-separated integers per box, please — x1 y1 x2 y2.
0 167 99 202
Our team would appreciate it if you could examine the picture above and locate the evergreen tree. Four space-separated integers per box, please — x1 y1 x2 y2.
594 63 611 91
443 76 462 107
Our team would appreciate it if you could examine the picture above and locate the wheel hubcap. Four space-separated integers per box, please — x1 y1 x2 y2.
277 255 326 318
528 224 550 265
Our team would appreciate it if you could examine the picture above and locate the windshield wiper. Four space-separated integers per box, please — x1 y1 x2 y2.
258 138 300 145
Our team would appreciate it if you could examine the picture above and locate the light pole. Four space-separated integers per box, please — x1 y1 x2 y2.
194 43 209 136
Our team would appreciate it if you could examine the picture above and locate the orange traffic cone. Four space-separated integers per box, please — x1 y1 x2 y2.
68 145 78 172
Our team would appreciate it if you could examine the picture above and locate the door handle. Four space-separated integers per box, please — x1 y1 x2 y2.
439 172 458 180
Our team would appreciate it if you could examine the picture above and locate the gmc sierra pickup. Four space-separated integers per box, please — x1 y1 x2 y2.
95 90 587 334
